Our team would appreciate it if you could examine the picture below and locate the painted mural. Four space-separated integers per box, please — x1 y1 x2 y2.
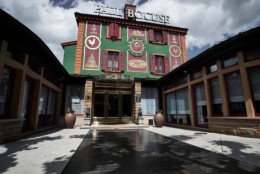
83 22 101 70
127 27 147 72
168 33 183 70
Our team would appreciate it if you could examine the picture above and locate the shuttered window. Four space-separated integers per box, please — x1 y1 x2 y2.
102 51 124 71
107 23 120 39
150 55 169 74
148 29 154 42
155 55 164 73
148 30 168 44
154 31 163 42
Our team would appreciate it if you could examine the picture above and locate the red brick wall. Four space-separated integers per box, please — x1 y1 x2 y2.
208 117 260 138
0 120 23 142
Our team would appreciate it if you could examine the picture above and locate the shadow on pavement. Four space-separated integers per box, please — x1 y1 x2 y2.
62 129 260 174
210 139 260 167
0 128 64 173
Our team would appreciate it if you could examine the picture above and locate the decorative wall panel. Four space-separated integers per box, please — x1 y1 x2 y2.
83 22 102 70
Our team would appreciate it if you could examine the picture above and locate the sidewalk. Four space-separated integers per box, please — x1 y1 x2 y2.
0 126 259 174
146 126 260 168
0 128 89 174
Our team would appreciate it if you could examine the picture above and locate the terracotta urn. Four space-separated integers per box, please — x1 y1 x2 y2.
154 110 164 127
65 108 76 129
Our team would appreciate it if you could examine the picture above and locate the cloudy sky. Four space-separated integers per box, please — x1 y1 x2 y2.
1 0 259 63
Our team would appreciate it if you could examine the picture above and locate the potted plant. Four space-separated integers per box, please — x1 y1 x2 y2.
64 108 76 128
154 109 164 127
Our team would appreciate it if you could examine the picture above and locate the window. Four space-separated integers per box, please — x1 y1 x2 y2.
223 56 238 68
249 67 260 115
108 52 119 70
141 87 159 115
225 72 246 115
148 30 168 44
154 31 163 42
155 55 165 73
176 88 190 115
175 76 188 86
107 23 121 39
102 51 124 71
166 92 176 123
209 78 222 115
6 43 25 64
194 83 208 126
192 70 202 80
150 55 169 74
166 88 191 125
38 86 57 127
0 67 15 118
208 64 217 73
65 85 85 116
245 49 260 61
21 78 34 130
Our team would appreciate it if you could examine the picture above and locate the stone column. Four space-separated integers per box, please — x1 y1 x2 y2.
84 79 93 119
134 82 141 124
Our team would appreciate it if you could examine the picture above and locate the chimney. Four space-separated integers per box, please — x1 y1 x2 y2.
124 4 136 21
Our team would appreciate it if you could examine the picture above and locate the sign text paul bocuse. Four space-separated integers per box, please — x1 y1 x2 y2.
94 4 169 24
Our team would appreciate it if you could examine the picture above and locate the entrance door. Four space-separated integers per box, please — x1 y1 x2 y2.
94 93 132 124
108 94 119 117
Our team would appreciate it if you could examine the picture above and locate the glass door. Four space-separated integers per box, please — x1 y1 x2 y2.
94 94 105 117
94 93 132 124
122 94 132 117
107 94 119 117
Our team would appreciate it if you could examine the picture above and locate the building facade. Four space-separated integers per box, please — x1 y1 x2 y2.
62 4 188 125
0 10 69 142
160 26 260 137
0 4 259 140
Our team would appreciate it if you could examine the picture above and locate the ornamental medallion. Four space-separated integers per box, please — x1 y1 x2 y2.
169 45 181 57
128 37 146 57
85 35 101 50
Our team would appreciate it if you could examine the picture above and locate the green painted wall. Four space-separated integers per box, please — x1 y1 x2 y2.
63 44 76 74
63 21 183 79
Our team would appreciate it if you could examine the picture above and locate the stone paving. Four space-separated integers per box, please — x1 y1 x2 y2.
0 128 89 174
146 126 260 168
0 126 260 174
63 129 260 174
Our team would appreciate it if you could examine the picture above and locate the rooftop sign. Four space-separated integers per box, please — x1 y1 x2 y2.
94 4 123 17
94 4 170 24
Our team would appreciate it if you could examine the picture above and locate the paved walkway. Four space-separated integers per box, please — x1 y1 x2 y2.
146 126 260 168
0 126 259 173
0 128 89 174
63 129 260 174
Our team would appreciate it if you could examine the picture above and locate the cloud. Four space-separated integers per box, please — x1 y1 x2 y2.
0 0 77 62
138 0 260 51
0 0 259 62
